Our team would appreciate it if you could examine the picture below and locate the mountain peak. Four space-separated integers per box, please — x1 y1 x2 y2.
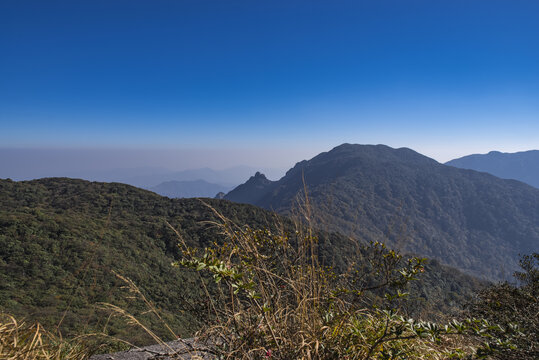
307 143 438 169
224 172 275 205
253 171 266 179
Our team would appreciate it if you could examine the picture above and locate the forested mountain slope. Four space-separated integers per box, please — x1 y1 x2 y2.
0 177 484 347
225 144 539 280
0 178 278 345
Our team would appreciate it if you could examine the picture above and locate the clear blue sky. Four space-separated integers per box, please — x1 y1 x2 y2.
1 0 538 172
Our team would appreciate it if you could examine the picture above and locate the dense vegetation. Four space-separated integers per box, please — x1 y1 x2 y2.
174 220 517 359
0 177 282 346
0 177 483 349
446 150 539 189
468 253 538 359
225 144 539 280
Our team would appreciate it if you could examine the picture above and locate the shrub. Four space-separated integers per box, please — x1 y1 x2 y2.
468 253 538 359
172 210 514 359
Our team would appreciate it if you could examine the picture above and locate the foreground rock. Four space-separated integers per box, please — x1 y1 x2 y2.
90 338 215 360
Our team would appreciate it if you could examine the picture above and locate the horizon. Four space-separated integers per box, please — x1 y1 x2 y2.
1 1 538 177
1 143 537 184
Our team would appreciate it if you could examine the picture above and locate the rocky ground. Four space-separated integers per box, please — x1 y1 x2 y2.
89 338 215 360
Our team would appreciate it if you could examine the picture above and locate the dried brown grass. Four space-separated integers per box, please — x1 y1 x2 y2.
0 314 89 360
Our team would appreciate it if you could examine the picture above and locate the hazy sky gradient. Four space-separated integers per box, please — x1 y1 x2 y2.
1 0 538 173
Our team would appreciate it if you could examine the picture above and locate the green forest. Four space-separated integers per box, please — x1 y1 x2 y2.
0 178 536 359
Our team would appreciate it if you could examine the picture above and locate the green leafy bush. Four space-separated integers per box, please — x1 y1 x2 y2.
174 212 514 359
468 253 538 359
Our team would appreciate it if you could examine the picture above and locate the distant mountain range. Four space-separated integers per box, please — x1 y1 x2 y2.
1 163 287 198
446 150 539 188
0 158 284 191
0 148 286 188
122 166 284 189
225 144 539 281
149 179 232 198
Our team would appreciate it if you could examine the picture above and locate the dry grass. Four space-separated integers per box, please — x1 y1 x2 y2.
167 201 489 359
95 194 510 359
0 314 89 360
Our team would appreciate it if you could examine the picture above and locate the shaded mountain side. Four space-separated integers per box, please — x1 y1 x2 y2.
0 177 483 347
225 144 539 281
224 171 275 204
149 179 232 198
446 150 539 188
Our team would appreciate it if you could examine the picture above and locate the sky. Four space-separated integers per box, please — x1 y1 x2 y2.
1 0 538 177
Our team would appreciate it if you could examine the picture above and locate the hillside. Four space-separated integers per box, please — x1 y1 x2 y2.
149 179 232 198
0 178 279 346
446 150 539 188
0 177 484 347
225 144 539 280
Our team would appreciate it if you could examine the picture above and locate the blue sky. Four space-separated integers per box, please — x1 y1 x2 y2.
1 0 538 173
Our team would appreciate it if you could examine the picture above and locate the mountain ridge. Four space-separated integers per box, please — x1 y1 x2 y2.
446 149 539 188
